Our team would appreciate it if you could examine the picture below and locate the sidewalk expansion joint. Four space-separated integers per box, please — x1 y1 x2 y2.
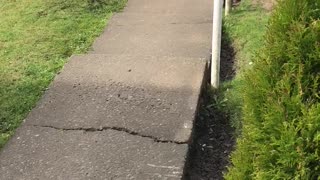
29 125 188 145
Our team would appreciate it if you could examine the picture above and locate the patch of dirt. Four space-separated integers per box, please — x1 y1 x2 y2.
183 92 235 180
183 32 236 180
220 35 236 81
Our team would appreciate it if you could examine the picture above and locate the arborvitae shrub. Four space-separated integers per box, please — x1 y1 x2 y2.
225 0 320 179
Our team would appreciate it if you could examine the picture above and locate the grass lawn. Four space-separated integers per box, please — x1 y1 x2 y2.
219 0 271 133
0 0 126 148
224 0 270 71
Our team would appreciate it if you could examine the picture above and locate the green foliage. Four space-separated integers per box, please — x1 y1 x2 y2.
221 0 270 134
223 0 269 71
0 0 126 148
226 0 320 179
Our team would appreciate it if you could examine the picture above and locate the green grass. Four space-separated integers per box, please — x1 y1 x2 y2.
223 0 270 71
0 0 126 148
220 0 270 133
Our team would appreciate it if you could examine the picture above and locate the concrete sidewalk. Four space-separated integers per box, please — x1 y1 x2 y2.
0 0 212 179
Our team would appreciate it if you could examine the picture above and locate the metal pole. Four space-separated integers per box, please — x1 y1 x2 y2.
225 0 232 16
211 0 222 88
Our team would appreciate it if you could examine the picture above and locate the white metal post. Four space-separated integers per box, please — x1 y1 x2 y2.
225 0 232 16
211 0 222 88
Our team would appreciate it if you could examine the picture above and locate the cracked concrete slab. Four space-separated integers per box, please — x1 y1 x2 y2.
25 54 207 142
0 0 213 178
0 126 187 180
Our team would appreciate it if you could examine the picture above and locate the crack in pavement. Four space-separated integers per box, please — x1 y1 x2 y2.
29 125 188 145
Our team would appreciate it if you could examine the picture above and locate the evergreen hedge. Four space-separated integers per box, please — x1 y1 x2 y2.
225 0 320 179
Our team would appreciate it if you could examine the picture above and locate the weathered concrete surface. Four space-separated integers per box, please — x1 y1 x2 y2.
124 0 213 15
0 126 187 180
109 12 212 25
0 0 213 178
25 55 206 142
92 23 211 57
91 0 213 57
